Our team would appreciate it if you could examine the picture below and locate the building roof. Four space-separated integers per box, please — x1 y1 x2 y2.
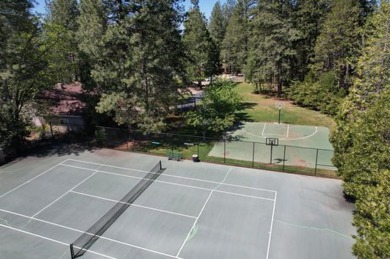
41 82 86 115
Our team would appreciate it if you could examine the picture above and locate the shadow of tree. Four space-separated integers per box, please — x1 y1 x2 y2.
23 138 98 158
235 102 256 122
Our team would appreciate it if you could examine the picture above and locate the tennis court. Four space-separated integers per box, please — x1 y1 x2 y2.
0 149 354 258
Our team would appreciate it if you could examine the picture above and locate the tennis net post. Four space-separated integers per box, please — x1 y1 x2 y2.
69 160 163 258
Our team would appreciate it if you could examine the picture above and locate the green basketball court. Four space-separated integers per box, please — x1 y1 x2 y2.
209 122 335 170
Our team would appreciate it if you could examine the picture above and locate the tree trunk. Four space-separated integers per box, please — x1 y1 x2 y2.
198 79 202 89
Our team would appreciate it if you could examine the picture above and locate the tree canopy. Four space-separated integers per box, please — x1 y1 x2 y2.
0 2 388 257
183 3 219 87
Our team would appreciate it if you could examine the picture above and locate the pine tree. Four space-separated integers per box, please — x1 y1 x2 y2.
0 0 53 151
292 0 329 81
77 0 106 88
183 3 219 88
209 1 225 62
222 0 255 74
311 0 361 89
44 0 79 82
245 0 297 97
331 3 390 256
222 0 236 24
78 0 186 132
332 1 390 181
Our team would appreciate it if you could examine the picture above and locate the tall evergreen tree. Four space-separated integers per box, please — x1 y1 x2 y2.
183 3 219 88
331 3 390 257
245 0 297 97
222 0 236 24
209 1 225 63
292 0 329 81
77 0 106 88
0 0 53 151
311 0 361 89
222 0 255 74
44 0 79 82
78 0 186 132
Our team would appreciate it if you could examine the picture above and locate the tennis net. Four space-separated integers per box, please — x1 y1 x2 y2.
70 161 163 258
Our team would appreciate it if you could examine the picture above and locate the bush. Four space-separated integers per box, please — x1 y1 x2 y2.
288 71 346 116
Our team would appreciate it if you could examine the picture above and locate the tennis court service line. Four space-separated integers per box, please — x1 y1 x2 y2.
0 208 182 259
60 164 275 201
70 190 197 219
0 159 70 199
0 224 114 259
176 167 233 257
62 159 277 194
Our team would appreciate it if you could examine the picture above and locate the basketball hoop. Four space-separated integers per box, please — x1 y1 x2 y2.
266 137 279 164
275 102 286 110
275 102 285 124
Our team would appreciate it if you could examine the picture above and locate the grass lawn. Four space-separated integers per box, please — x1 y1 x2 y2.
235 82 336 131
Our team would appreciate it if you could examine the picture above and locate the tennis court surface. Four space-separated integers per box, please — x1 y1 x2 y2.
0 149 355 258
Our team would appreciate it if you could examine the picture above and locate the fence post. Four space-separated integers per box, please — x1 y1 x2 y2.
315 149 319 175
252 142 255 167
283 145 286 171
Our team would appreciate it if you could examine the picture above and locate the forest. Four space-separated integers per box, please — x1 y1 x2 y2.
0 0 389 257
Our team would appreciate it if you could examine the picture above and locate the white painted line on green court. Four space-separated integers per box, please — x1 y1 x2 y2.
0 159 69 199
214 190 274 201
70 190 197 219
220 182 276 194
0 208 181 259
244 128 286 138
176 191 212 257
0 223 115 259
62 165 276 201
176 167 233 257
32 170 99 218
280 126 318 141
272 219 354 240
286 124 290 139
262 122 267 137
60 163 277 194
242 124 319 141
266 192 277 259
66 158 147 173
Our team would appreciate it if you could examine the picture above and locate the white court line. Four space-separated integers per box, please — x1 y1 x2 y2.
70 190 197 219
32 171 99 218
60 162 276 194
280 126 318 141
244 129 286 138
243 125 318 141
66 159 146 173
214 190 273 201
0 224 114 259
176 168 233 257
286 124 290 139
266 192 278 259
60 164 274 201
261 122 267 137
0 159 69 199
0 208 181 259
